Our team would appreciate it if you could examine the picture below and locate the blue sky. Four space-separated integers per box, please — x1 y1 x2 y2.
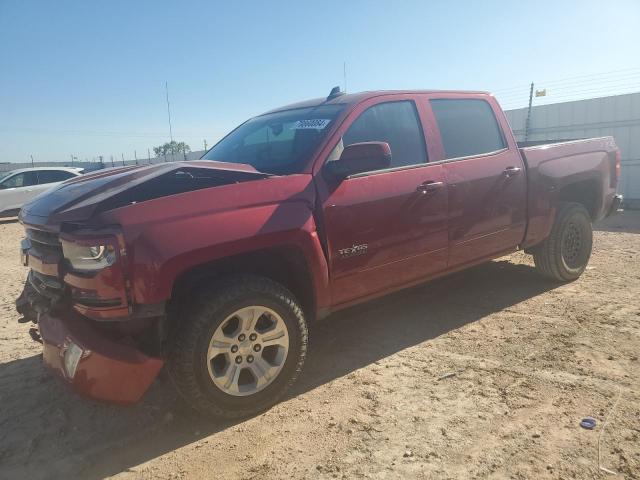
1 0 639 163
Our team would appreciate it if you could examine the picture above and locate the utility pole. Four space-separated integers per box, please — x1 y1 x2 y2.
203 139 208 151
165 81 174 142
121 153 125 166
343 61 347 93
70 154 74 166
524 82 534 143
147 148 151 164
30 154 35 167
134 150 138 165
110 155 114 167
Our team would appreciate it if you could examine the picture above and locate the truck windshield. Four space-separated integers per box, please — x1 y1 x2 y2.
202 104 345 174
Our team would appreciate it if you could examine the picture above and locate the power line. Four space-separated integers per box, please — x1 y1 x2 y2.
541 84 640 98
535 66 640 87
491 67 640 95
532 73 640 92
500 86 640 110
496 91 535 101
498 83 640 104
495 78 640 100
495 75 640 110
493 76 640 100
491 84 532 94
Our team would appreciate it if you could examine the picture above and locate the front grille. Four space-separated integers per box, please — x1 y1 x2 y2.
20 227 69 316
26 228 60 246
29 270 65 299
23 226 65 292
26 228 62 256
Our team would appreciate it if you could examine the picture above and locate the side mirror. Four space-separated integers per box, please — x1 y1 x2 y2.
324 142 392 179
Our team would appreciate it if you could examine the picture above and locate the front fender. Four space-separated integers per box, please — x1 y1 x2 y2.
101 174 330 310
153 205 330 309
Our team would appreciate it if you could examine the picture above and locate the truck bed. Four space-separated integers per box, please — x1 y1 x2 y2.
518 136 619 248
517 139 581 148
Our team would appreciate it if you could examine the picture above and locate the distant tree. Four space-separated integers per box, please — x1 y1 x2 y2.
153 141 191 157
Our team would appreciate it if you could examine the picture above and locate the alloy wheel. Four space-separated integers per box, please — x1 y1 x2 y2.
206 306 290 396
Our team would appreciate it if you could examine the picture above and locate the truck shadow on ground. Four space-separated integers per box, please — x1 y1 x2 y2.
0 259 558 479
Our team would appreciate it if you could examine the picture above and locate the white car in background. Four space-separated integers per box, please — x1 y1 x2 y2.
0 167 84 218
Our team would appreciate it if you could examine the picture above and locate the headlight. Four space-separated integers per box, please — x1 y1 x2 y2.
61 239 117 271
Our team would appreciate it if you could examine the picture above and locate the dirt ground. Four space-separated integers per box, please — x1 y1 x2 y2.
0 213 639 480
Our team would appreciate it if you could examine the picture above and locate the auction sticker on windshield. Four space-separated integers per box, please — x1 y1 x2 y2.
292 119 331 129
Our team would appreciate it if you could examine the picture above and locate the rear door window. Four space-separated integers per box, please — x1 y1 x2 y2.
37 170 76 184
336 100 427 169
430 99 505 159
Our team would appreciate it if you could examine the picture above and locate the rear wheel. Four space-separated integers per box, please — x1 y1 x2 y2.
532 202 593 282
167 275 308 419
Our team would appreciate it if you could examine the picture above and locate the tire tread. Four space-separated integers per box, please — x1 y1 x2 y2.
532 202 592 282
166 275 308 419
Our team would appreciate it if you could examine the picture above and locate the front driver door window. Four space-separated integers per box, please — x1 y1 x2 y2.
327 101 428 169
318 98 449 305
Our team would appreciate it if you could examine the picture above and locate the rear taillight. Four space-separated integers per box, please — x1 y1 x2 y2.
611 150 621 188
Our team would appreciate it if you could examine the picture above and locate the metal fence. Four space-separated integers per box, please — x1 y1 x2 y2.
0 150 207 174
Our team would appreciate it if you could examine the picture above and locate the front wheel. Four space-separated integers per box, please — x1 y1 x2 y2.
167 275 308 419
532 202 593 282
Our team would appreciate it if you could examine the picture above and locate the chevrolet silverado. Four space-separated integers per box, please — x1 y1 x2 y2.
16 88 623 418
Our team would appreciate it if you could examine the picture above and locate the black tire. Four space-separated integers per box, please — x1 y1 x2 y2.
167 275 308 419
532 202 593 282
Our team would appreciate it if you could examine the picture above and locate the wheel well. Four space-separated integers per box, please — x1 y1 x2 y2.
557 179 601 220
169 247 316 321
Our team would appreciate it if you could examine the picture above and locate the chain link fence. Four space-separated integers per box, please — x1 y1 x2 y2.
0 150 206 174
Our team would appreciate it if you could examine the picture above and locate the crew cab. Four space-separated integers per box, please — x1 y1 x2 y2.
16 88 622 418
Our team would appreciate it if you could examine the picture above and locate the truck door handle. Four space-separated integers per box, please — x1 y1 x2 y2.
503 167 522 177
416 181 444 195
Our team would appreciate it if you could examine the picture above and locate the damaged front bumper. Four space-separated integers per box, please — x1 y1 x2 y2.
17 225 165 405
37 310 164 405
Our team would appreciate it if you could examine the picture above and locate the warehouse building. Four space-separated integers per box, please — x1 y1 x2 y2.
505 92 640 209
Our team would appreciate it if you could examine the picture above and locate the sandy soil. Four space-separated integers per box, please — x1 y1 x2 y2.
0 213 639 479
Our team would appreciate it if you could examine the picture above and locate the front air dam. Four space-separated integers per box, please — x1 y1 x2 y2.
38 312 164 405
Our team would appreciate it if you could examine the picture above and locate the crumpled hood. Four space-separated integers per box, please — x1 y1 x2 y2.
19 161 269 226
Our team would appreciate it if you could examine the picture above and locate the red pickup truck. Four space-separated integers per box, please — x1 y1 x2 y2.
16 88 622 418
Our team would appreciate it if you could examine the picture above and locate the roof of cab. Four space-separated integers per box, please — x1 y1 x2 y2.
264 89 491 114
